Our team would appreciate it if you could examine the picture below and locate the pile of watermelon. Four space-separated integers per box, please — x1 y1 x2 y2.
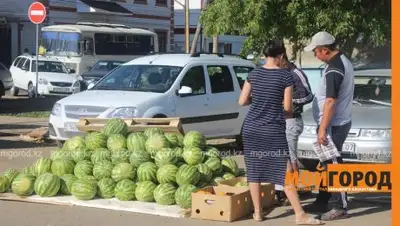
0 118 245 209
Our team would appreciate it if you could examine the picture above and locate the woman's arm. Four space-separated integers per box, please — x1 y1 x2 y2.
238 81 252 106
283 85 293 118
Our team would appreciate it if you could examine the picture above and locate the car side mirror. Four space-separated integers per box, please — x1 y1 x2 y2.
177 86 192 97
68 68 75 74
87 82 95 90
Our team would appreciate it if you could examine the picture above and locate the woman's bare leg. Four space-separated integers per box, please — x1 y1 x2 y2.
249 182 262 218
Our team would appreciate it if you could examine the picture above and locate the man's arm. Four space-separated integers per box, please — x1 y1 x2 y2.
292 69 314 105
319 70 344 131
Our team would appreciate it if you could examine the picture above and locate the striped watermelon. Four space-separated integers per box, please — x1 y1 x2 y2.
23 165 35 176
0 176 10 193
91 148 112 164
51 159 75 176
115 179 137 201
183 131 207 149
145 134 171 157
70 179 97 200
221 157 239 176
111 149 131 164
164 133 184 148
93 160 114 180
144 128 164 137
81 175 98 186
97 178 116 199
137 162 158 183
154 150 178 167
156 164 178 184
153 183 177 205
85 132 108 151
111 163 136 182
223 172 235 180
50 148 73 161
196 164 213 185
63 136 86 152
204 157 222 173
60 174 77 195
175 184 198 209
11 173 36 196
135 181 157 202
126 132 147 152
71 146 91 162
205 146 221 159
182 147 205 165
3 168 19 182
102 118 128 136
33 157 52 176
213 177 224 184
129 149 152 168
34 173 60 197
107 134 127 152
74 160 94 179
176 164 200 186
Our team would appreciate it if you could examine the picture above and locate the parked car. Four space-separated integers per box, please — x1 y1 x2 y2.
0 61 14 99
8 55 81 98
48 53 256 147
80 60 126 88
297 68 391 170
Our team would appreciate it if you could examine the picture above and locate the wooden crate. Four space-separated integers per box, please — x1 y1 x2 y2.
76 117 185 135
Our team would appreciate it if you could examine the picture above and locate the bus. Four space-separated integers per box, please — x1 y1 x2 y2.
39 22 159 76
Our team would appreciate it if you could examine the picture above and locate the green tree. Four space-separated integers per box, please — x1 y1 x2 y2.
199 0 391 62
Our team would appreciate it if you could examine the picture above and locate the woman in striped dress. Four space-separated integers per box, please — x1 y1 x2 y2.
238 40 322 225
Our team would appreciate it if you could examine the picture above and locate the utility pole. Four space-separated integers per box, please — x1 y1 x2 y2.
184 0 190 53
190 0 208 55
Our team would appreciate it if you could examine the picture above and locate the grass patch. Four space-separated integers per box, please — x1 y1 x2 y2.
0 111 51 118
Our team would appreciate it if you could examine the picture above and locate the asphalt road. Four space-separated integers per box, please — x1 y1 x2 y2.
0 116 392 226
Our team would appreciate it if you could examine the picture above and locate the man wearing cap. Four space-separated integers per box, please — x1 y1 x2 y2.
303 31 355 221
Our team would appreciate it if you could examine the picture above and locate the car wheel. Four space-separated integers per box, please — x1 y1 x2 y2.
0 83 4 100
27 82 36 98
9 85 19 96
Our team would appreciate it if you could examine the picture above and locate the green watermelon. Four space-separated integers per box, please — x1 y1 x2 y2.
223 172 235 180
174 147 184 159
205 146 221 159
70 179 97 200
3 168 19 182
81 175 98 186
74 160 94 179
23 165 35 176
115 179 137 201
144 128 164 137
156 164 178 184
107 134 127 152
93 160 114 180
182 147 205 165
111 149 131 164
196 164 213 185
126 132 147 152
63 136 86 152
137 162 158 183
183 131 206 149
129 149 152 168
221 157 239 176
204 157 222 173
135 181 157 202
97 178 116 199
111 163 136 182
175 184 198 209
50 148 73 161
71 146 92 162
176 164 200 186
60 174 77 195
145 134 170 157
85 132 108 151
11 173 36 196
90 148 112 164
51 159 75 176
154 150 178 167
102 118 128 136
213 177 224 184
164 133 184 148
33 157 52 176
153 183 177 205
0 176 10 193
34 173 60 197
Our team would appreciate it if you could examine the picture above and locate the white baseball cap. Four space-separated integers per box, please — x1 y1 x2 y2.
303 31 336 52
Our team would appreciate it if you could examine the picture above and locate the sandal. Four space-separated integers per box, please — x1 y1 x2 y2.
253 213 264 222
295 216 324 225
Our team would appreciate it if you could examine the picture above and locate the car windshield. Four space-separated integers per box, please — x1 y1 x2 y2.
91 61 124 71
31 60 69 73
92 64 183 93
353 75 391 105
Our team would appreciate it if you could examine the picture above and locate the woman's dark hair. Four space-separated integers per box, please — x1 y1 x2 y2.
263 40 286 58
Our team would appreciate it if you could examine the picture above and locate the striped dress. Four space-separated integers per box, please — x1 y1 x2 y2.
242 67 294 186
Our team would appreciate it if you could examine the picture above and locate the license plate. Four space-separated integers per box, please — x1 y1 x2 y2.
64 123 79 132
53 87 71 93
298 150 318 158
343 142 356 152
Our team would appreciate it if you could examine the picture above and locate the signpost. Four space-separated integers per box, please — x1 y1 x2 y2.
28 1 46 98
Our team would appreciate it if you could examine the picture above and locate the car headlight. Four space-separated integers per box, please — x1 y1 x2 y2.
303 125 317 135
107 107 137 119
38 77 48 85
51 103 61 116
360 129 391 139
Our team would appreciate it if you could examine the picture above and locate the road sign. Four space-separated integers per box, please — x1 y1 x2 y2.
28 2 47 24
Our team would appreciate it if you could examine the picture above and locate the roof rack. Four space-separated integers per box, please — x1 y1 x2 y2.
145 51 247 59
76 22 131 29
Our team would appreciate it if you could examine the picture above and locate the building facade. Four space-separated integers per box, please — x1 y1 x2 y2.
0 0 175 67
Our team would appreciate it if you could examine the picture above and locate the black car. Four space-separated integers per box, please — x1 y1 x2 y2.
80 60 125 89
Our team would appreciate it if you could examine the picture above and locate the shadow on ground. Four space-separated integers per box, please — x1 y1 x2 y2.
0 138 56 150
0 94 62 114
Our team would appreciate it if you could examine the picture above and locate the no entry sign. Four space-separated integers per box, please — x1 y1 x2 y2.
28 2 47 24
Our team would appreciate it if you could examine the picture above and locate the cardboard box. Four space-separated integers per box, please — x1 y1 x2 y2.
191 186 253 222
217 177 276 209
